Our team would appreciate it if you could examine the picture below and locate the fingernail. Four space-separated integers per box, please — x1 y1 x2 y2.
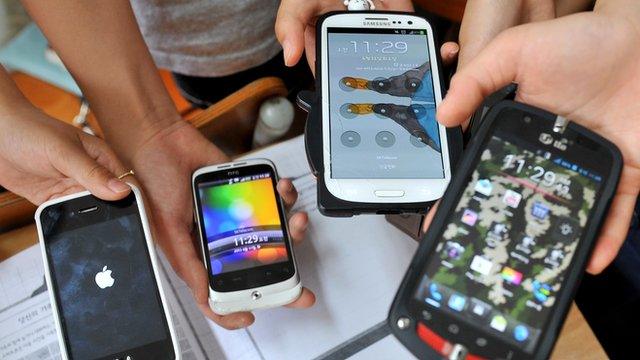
108 179 130 193
450 47 459 55
282 40 292 67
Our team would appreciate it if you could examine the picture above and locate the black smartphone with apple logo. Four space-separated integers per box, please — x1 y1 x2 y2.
36 186 179 360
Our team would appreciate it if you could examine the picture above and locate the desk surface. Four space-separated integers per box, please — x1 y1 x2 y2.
0 224 607 359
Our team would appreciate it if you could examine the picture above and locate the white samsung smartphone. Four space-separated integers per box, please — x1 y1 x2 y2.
320 12 451 203
192 159 302 315
35 186 179 360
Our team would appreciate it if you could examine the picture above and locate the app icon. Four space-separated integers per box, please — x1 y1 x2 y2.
516 236 536 254
531 201 550 220
544 249 565 268
532 281 552 302
490 315 508 332
491 222 508 236
444 241 465 260
448 293 467 312
501 267 523 285
553 218 579 240
502 189 522 208
475 179 493 196
469 298 491 319
95 265 115 289
461 209 479 226
514 325 529 342
470 255 493 275
425 282 443 308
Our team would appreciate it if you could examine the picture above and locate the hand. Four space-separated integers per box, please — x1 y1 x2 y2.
275 0 414 73
0 108 131 205
130 122 314 329
436 9 640 274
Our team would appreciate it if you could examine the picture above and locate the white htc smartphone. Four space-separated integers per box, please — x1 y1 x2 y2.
192 159 302 315
35 186 179 360
320 12 451 203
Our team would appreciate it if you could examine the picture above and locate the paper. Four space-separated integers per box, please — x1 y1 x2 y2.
0 245 223 360
209 135 418 360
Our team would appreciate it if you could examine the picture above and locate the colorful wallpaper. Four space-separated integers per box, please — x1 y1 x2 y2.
200 177 281 239
199 176 288 275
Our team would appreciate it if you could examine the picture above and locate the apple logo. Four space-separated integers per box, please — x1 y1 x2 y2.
94 265 115 289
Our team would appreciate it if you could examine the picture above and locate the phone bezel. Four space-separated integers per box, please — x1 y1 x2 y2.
389 101 621 360
35 188 178 360
319 13 451 203
192 159 296 293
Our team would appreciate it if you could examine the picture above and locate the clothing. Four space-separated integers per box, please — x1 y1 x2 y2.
172 51 313 108
130 0 282 77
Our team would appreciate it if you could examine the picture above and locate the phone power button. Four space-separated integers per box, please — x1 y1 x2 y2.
251 291 262 300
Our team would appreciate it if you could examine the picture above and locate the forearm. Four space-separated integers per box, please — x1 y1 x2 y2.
0 66 33 118
21 0 181 163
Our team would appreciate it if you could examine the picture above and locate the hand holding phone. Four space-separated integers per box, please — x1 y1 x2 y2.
437 10 640 274
390 101 621 360
192 159 313 316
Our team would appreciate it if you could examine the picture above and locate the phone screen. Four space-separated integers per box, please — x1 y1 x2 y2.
327 27 445 179
195 166 292 289
41 194 172 360
414 130 603 353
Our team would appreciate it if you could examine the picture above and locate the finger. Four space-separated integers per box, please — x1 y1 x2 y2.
440 42 460 67
304 26 317 76
277 178 298 208
285 287 316 308
197 303 256 329
288 211 308 245
586 175 639 274
437 29 522 128
55 139 131 201
421 201 440 235
275 0 317 67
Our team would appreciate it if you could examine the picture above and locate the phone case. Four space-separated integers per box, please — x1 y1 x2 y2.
298 11 463 217
388 100 622 360
34 186 181 360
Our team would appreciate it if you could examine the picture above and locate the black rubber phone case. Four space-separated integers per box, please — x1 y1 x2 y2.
298 11 463 217
388 100 622 360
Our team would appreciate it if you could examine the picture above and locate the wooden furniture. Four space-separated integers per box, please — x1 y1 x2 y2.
0 223 607 359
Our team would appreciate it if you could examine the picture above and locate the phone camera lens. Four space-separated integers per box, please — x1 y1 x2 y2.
524 116 532 123
408 21 413 25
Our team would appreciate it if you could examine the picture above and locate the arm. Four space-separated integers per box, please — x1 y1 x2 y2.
20 0 178 161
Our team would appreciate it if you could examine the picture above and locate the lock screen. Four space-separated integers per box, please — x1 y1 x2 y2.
415 134 602 352
327 28 445 179
198 173 289 275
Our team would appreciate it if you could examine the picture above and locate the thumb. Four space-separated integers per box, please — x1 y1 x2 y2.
276 0 316 67
437 28 523 127
56 145 131 201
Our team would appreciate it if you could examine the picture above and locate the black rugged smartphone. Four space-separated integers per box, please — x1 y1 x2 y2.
389 101 622 360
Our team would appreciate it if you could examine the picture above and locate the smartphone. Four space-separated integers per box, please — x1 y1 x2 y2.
389 101 622 360
319 12 451 204
192 159 301 315
35 186 179 360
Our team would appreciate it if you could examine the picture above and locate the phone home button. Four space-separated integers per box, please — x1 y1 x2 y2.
374 190 405 198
